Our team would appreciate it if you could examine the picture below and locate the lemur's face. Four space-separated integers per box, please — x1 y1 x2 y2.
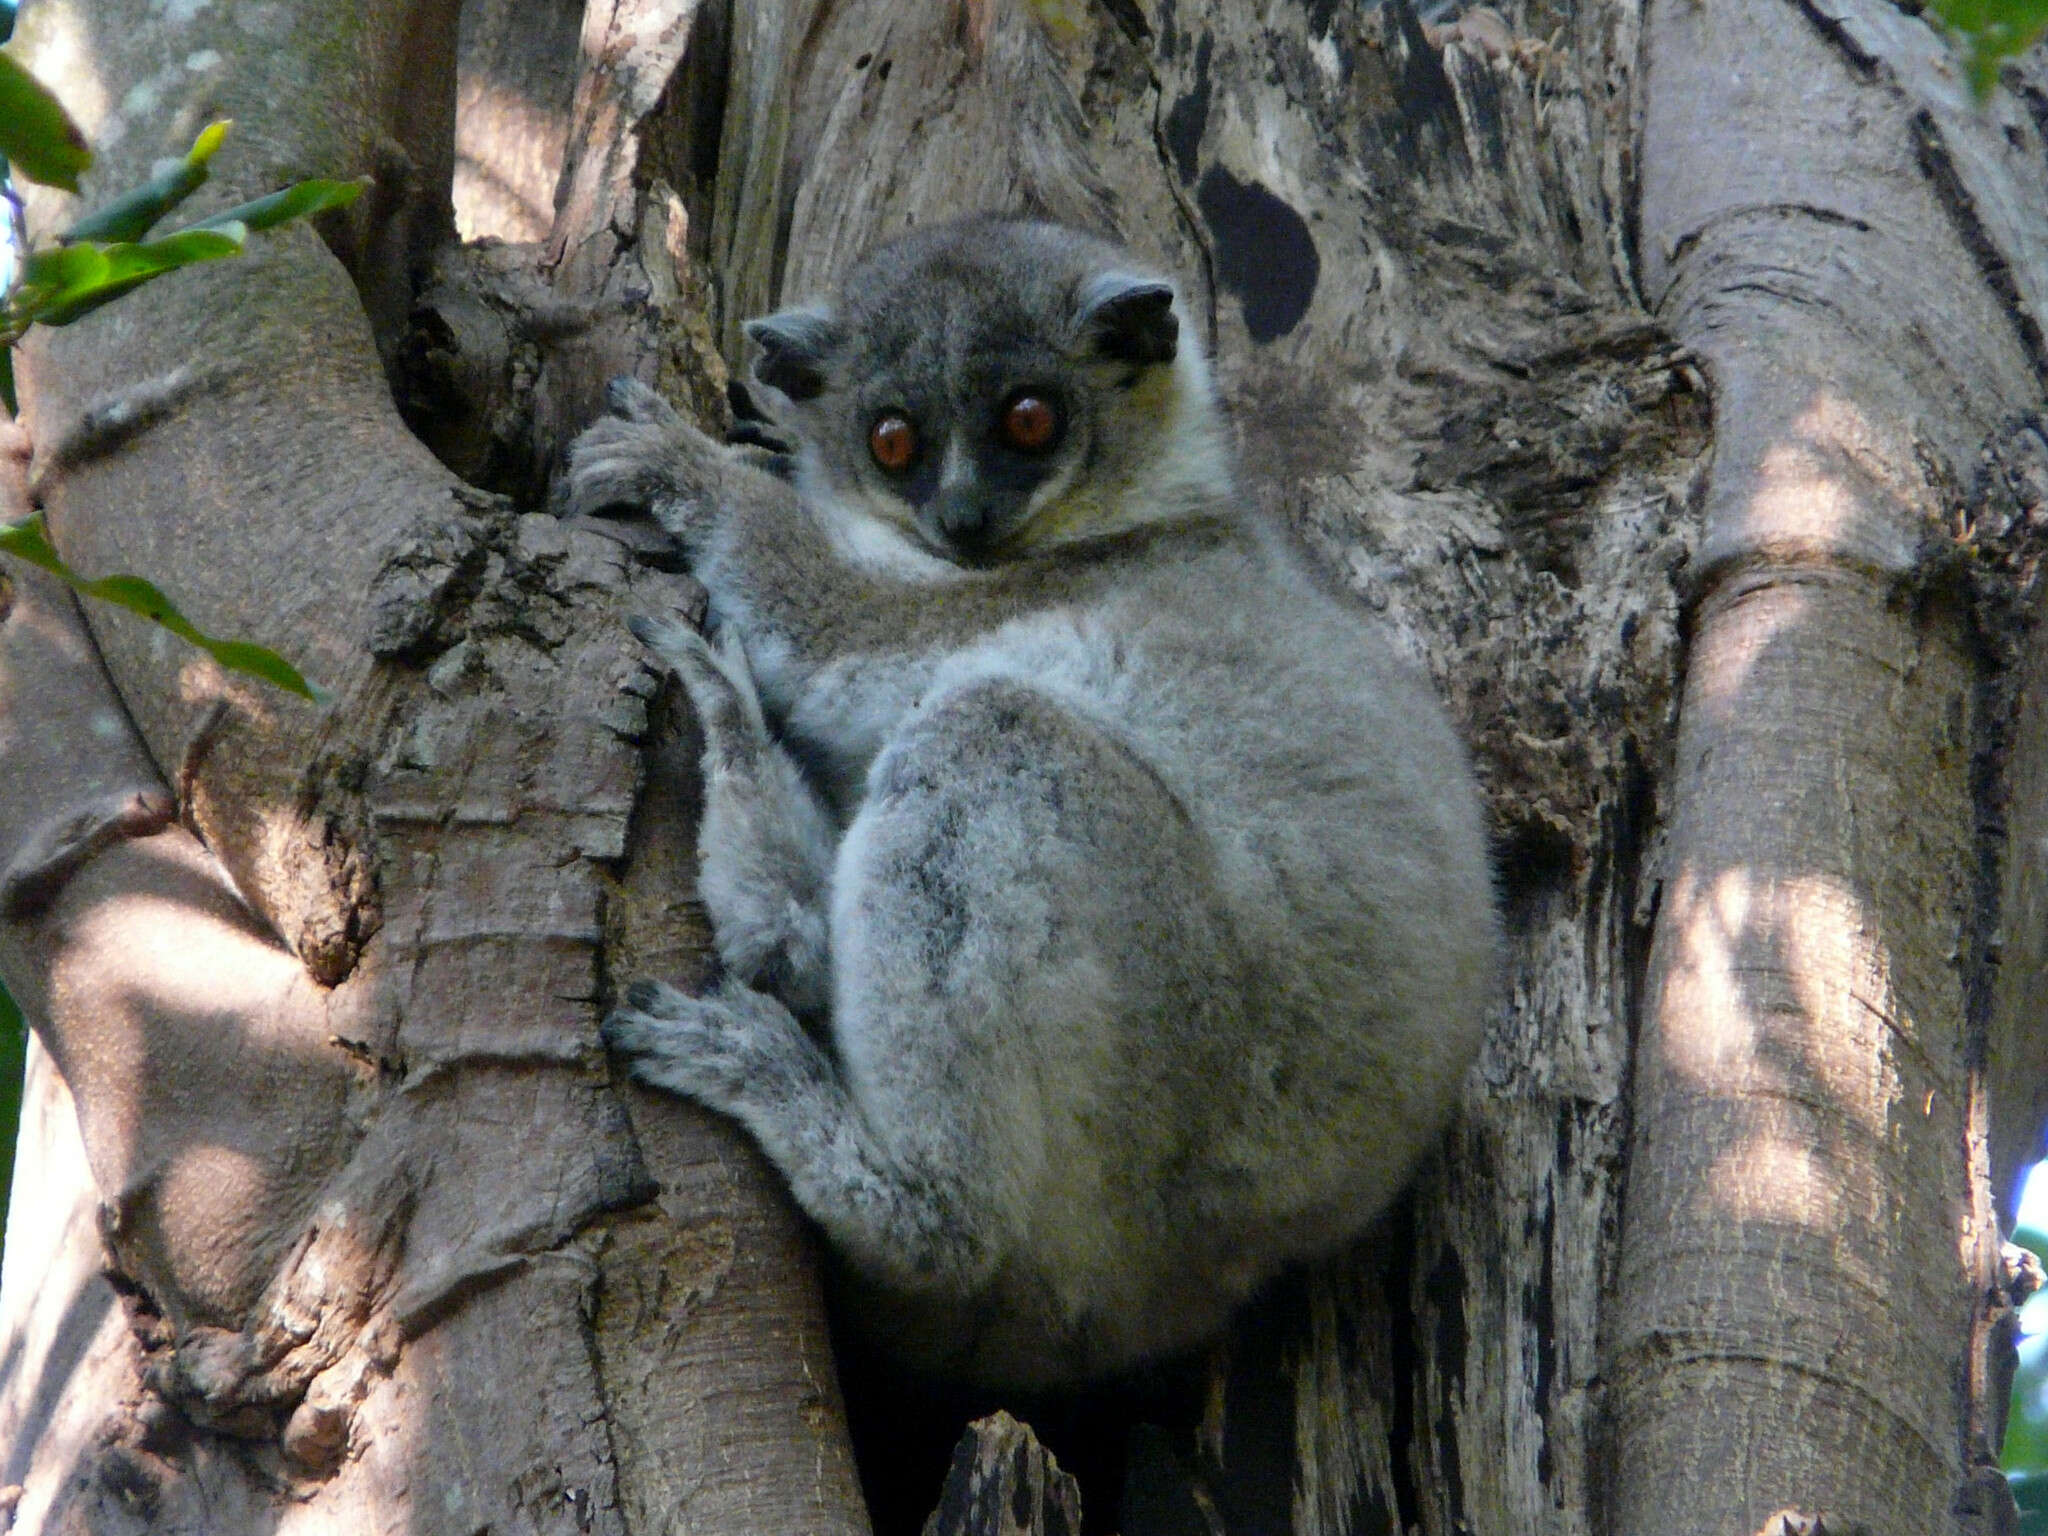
746 219 1184 567
822 305 1091 565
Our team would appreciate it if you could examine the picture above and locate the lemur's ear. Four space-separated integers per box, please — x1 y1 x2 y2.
1076 275 1179 367
745 307 844 401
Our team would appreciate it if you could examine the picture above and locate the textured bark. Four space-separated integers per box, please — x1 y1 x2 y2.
680 0 2043 1530
0 1 863 1532
1614 3 2048 1531
2 0 2045 1533
922 1414 1084 1536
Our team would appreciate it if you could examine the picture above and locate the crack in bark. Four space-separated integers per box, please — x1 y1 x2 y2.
1383 1225 1427 1533
1952 414 2048 1532
1787 0 1883 78
1093 0 1151 48
1910 107 2048 387
1143 22 1221 350
1682 542 1924 627
2012 73 2048 163
1607 1336 1958 1456
1662 202 1874 276
0 788 175 918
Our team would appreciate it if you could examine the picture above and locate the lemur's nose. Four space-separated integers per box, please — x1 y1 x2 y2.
933 488 995 546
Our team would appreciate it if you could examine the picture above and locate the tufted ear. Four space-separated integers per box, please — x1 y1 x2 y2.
1075 274 1179 367
744 306 845 401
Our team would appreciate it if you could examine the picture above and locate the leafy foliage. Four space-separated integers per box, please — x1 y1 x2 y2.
1926 0 2048 97
2009 1221 2048 1529
2016 1471 2048 1536
0 512 324 700
0 51 87 192
59 117 230 243
2 115 369 388
0 55 355 700
16 224 246 328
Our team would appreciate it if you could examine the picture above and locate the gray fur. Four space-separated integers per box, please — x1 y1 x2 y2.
563 217 1499 1386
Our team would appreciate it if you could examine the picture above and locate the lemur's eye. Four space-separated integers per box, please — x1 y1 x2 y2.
868 412 919 473
1000 393 1061 454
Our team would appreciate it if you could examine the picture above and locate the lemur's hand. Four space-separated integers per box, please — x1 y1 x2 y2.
558 377 733 548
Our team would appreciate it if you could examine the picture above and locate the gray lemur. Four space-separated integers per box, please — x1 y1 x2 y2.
561 216 1498 1387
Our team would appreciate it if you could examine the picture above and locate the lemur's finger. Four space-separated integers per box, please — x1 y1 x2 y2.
605 375 681 426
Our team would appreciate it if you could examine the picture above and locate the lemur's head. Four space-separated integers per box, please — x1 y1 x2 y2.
745 217 1231 566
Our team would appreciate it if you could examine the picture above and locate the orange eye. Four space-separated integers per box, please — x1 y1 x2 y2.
869 413 918 472
1001 394 1060 454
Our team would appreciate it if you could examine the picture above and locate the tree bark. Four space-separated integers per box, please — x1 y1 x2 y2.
1614 4 2048 1530
0 1 864 1531
3 1 2046 1534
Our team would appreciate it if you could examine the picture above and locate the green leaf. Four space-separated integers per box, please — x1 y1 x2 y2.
106 224 245 275
19 240 111 294
62 159 206 245
192 176 368 234
0 50 89 191
9 176 358 339
62 118 231 245
21 225 245 327
1927 0 2048 98
0 349 13 419
0 512 324 701
2012 1381 2048 1472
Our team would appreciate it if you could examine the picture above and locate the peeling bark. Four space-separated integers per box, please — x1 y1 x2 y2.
923 1415 1084 1536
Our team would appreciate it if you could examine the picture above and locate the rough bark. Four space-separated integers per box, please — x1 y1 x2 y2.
922 1414 1084 1536
0 1 863 1532
2 0 2046 1533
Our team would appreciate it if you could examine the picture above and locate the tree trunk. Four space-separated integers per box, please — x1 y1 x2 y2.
2 1 2044 1534
0 2 864 1532
1614 4 2048 1531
